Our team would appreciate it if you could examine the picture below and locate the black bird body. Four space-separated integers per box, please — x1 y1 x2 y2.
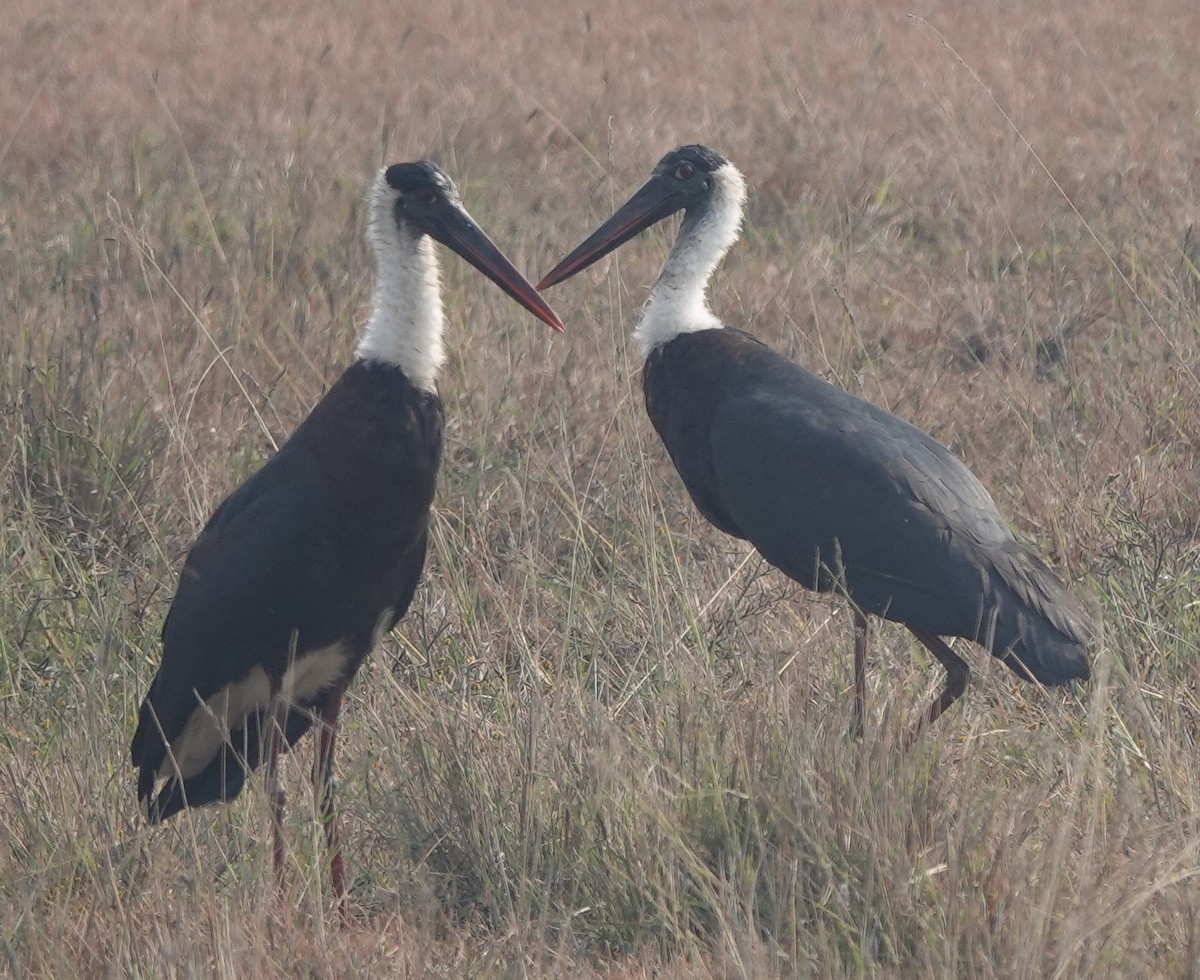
539 144 1090 738
643 327 1089 686
130 363 443 819
130 160 563 914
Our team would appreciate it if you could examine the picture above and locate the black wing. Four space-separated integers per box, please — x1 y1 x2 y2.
710 377 1011 627
130 441 341 792
649 331 1015 636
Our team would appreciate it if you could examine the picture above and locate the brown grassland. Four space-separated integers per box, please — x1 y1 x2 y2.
2 0 1199 975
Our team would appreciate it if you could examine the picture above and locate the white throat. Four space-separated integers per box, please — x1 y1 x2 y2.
634 162 747 358
355 170 446 391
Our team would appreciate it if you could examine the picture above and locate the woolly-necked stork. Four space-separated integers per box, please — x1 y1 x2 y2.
131 161 563 917
538 144 1090 742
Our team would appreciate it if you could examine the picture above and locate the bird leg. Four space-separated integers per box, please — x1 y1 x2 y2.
852 609 869 738
905 629 970 748
314 692 348 924
265 702 288 884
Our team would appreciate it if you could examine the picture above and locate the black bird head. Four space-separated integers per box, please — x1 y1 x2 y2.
537 145 731 290
383 161 564 331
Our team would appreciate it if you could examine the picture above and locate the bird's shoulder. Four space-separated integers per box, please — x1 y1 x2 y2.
664 330 1013 545
306 360 446 454
168 362 442 638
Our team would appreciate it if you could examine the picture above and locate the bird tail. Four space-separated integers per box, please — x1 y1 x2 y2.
144 758 250 823
132 706 314 822
980 543 1093 685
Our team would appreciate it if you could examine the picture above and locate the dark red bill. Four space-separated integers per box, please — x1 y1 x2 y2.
430 201 565 332
537 174 688 290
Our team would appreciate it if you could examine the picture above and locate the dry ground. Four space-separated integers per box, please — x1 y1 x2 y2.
2 0 1199 975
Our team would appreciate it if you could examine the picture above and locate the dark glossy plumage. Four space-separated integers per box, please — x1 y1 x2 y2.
130 362 442 819
644 328 1092 686
539 144 1091 739
129 161 562 917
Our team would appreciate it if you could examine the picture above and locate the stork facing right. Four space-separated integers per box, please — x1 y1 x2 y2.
131 160 564 920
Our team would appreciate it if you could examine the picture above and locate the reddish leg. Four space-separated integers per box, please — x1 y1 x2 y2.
265 705 288 883
314 691 348 925
905 629 970 749
852 609 869 738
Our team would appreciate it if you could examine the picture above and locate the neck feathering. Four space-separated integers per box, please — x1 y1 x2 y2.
635 162 748 358
355 171 446 391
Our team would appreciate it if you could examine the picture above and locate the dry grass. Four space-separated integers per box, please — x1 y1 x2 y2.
2 0 1199 975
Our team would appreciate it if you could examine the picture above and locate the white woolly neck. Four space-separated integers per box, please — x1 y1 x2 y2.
634 162 747 358
355 169 446 391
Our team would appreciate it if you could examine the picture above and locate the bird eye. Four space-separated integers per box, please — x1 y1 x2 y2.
674 162 694 181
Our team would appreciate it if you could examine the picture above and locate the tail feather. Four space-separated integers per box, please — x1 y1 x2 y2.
137 706 315 822
146 756 250 823
982 543 1093 685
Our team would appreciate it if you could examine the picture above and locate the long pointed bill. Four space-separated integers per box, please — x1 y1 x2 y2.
537 174 685 290
430 202 565 332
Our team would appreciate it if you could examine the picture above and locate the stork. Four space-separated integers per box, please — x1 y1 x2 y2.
538 144 1090 743
130 161 564 919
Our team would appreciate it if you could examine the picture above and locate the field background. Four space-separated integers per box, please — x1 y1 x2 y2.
2 0 1199 975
